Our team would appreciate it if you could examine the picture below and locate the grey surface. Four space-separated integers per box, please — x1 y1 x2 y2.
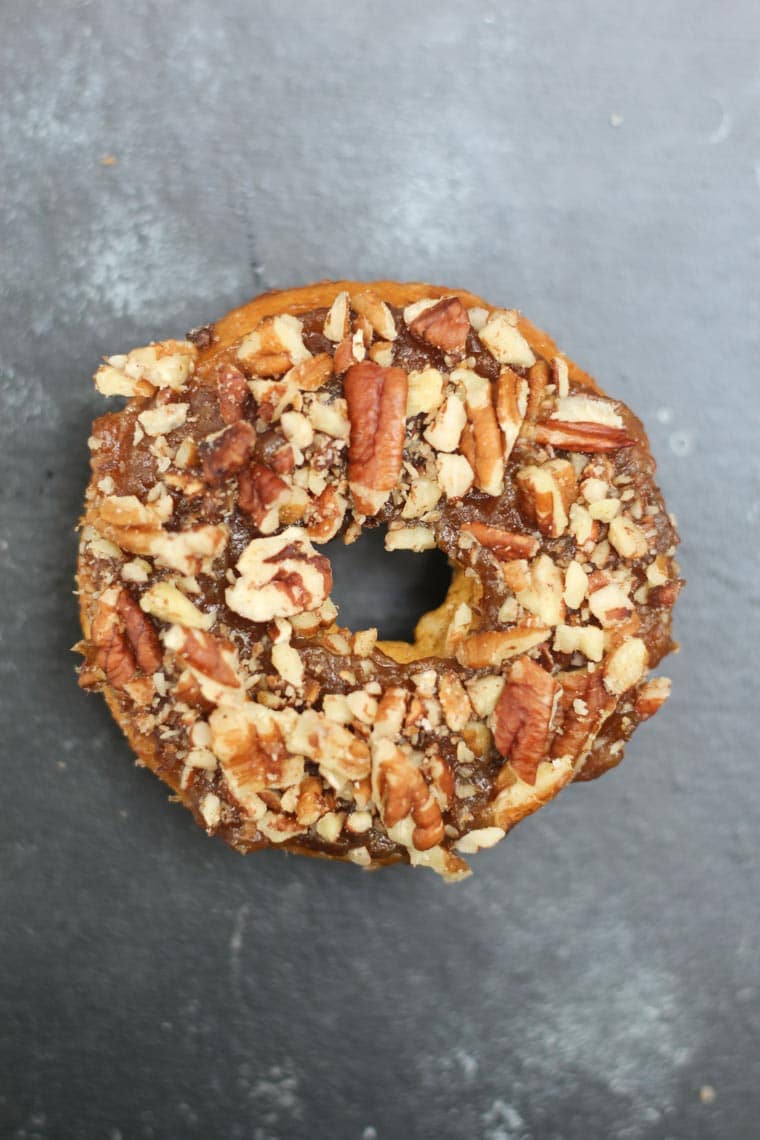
1 1 758 1137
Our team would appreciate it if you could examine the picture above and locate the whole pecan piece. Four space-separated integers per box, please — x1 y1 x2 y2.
492 656 560 784
344 361 408 516
375 743 445 851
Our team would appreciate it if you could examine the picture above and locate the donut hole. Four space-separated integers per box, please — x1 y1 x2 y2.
324 525 453 646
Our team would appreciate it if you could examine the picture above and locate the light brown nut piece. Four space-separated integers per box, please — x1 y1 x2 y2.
492 656 560 785
217 364 249 424
344 361 408 516
479 311 535 367
608 515 649 560
634 676 671 719
408 296 469 353
495 366 528 461
287 353 334 392
95 339 197 397
201 422 256 484
226 527 332 622
604 637 648 694
455 369 505 496
333 330 366 375
374 741 445 851
307 485 347 543
114 588 163 672
139 581 213 630
516 459 577 537
438 672 473 732
238 314 311 375
166 626 241 690
462 522 539 561
323 291 350 342
89 592 137 690
351 288 398 341
456 627 551 669
238 462 291 534
287 709 371 787
531 420 635 451
550 668 613 764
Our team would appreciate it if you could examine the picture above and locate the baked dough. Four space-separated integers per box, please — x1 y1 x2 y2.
77 281 681 879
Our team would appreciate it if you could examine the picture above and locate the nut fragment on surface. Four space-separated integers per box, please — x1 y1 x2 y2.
79 279 681 880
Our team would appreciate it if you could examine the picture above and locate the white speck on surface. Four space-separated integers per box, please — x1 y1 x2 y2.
656 406 674 424
482 1099 525 1140
609 112 624 127
362 1128 378 1140
668 428 696 457
700 1084 716 1104
248 1061 303 1137
705 100 732 145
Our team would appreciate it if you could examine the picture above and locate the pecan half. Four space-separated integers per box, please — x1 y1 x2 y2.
115 588 162 674
201 422 256 484
344 361 408 516
550 668 613 763
408 297 469 353
90 596 136 690
531 421 635 451
492 656 560 784
375 743 444 851
457 369 504 496
217 364 250 424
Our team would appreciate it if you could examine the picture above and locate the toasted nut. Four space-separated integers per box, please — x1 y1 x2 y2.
323 291 350 342
492 656 560 784
307 485 347 543
408 296 469 353
438 672 472 732
552 395 623 428
456 627 551 669
238 462 291 534
137 402 188 437
516 459 577 538
351 288 397 341
553 623 604 662
516 553 565 626
436 453 474 499
634 676 671 719
478 311 535 367
217 364 250 424
531 420 635 451
226 527 332 622
385 526 436 552
287 352 334 392
401 477 441 519
95 340 197 397
495 366 528 461
462 522 539 561
374 740 444 851
345 361 408 516
588 583 633 626
608 515 649 559
201 422 256 484
406 368 444 418
423 393 467 453
455 827 506 854
140 581 213 630
604 637 648 694
455 369 504 496
563 560 588 610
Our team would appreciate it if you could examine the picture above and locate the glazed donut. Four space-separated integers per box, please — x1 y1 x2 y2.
77 281 682 879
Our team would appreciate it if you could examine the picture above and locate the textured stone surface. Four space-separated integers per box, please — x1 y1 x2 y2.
1 1 758 1137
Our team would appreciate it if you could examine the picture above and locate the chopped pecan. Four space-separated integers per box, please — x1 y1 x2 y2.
456 369 504 496
526 359 550 420
91 604 136 690
456 627 551 669
495 366 528 461
287 709 371 787
167 626 241 689
634 676 671 720
323 291 350 342
116 588 162 673
344 361 408 516
288 352 334 391
237 314 311 376
238 462 290 533
226 527 332 622
462 521 539 561
351 288 398 341
217 364 250 424
307 485 347 543
492 656 560 784
550 667 612 763
531 420 635 451
295 775 333 826
603 637 648 695
478 311 535 367
438 672 472 732
648 579 684 608
210 704 304 814
333 331 366 375
375 743 444 850
516 459 577 537
201 422 256 484
408 297 469 353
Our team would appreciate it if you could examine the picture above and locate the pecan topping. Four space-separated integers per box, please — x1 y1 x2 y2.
226 528 331 622
634 676 671 720
288 353 333 392
217 364 250 424
408 296 469 353
495 366 528 460
344 361 408 516
116 588 162 674
493 656 560 784
462 522 539 561
375 743 445 851
201 422 256 484
90 597 136 690
531 421 635 451
351 288 397 341
457 369 504 496
167 626 241 689
238 462 290 533
307 485 347 543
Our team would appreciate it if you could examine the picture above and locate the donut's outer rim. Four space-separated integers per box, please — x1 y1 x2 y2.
77 280 643 870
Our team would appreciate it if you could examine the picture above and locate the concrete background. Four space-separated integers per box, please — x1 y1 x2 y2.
1 1 758 1137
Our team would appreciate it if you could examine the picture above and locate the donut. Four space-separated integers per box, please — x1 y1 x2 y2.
76 281 682 880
